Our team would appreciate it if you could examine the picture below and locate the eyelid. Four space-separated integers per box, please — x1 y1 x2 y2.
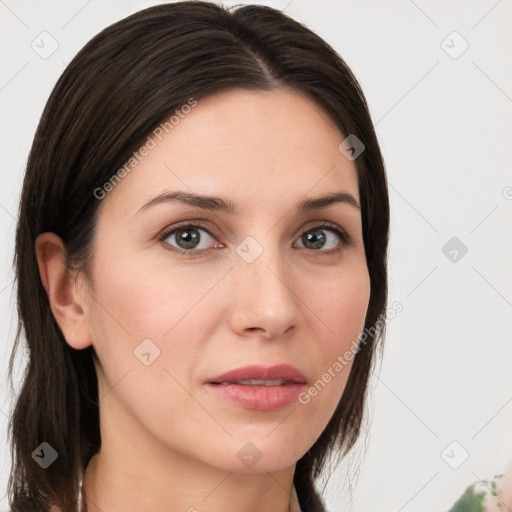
157 220 222 245
297 220 353 246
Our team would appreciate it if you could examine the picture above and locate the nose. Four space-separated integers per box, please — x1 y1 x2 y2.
229 240 301 339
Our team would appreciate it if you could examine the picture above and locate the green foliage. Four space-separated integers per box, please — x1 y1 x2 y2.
448 474 508 512
448 485 486 512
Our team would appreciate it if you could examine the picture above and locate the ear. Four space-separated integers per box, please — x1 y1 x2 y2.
35 232 92 350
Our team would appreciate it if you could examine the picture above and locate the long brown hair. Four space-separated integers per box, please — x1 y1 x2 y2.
7 2 389 511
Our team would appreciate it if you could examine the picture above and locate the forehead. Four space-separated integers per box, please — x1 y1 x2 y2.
99 87 359 217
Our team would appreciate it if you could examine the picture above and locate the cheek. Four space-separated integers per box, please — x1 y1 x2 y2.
86 249 222 395
89 251 205 338
297 262 370 416
310 260 370 353
86 262 206 429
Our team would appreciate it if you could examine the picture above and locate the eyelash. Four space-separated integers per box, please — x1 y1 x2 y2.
158 220 353 257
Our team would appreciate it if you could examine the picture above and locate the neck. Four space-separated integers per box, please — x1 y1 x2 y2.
82 452 297 512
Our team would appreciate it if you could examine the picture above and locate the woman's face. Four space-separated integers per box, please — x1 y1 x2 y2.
80 88 370 474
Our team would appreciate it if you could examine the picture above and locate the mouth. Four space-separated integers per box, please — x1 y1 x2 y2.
205 364 308 411
206 364 308 386
210 378 295 386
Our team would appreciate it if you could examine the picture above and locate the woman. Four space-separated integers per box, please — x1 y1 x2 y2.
7 2 389 511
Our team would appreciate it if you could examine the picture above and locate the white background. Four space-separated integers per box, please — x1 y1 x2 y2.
1 1 511 511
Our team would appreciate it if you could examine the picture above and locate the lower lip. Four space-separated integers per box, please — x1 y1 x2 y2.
205 382 307 411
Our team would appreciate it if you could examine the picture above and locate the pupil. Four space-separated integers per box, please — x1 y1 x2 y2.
177 228 200 249
303 229 325 249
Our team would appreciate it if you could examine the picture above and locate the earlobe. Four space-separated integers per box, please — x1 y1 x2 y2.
35 232 92 350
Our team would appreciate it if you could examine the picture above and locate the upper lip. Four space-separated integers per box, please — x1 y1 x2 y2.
207 364 307 384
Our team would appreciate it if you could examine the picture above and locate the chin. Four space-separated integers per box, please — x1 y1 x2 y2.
201 438 307 475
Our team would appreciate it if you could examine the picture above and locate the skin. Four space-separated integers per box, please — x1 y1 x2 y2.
36 88 371 512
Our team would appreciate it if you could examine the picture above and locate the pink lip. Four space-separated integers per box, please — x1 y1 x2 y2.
204 364 308 411
206 364 307 385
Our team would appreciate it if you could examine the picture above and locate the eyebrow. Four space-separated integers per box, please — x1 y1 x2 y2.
136 190 360 216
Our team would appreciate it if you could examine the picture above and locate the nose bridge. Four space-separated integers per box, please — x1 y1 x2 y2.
230 233 299 336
